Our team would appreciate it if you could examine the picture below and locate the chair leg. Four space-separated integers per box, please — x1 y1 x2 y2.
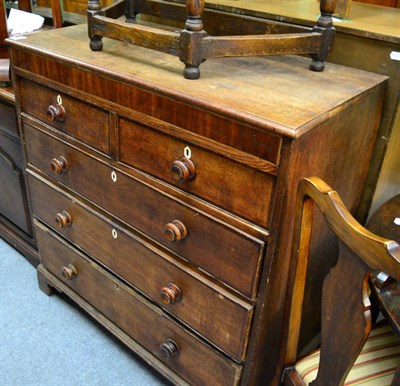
282 367 307 386
391 363 400 386
311 242 372 386
125 0 137 23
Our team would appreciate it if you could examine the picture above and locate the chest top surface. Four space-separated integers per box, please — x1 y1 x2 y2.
8 24 386 138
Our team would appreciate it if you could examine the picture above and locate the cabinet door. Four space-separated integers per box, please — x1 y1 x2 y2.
0 102 19 138
0 132 31 234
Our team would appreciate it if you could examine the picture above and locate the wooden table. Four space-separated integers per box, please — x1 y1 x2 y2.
368 194 400 337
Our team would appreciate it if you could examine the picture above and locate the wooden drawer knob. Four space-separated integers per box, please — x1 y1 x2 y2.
171 158 195 181
50 156 68 174
160 339 179 359
164 220 187 242
160 283 182 305
61 264 77 280
55 210 72 228
47 104 66 122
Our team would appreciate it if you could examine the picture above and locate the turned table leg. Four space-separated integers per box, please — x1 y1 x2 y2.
180 0 207 80
310 0 337 72
125 0 137 23
88 0 103 51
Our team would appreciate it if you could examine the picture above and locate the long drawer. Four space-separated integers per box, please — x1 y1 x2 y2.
28 172 253 361
35 221 242 386
119 118 276 227
24 122 265 299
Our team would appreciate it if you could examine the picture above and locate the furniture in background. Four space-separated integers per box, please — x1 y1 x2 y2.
355 0 400 8
87 0 336 79
333 0 400 19
36 0 115 15
4 0 64 27
368 194 400 337
5 0 85 25
1 0 85 264
330 0 353 19
0 0 38 264
282 177 400 386
0 86 38 265
0 0 7 58
8 24 387 385
19 0 117 25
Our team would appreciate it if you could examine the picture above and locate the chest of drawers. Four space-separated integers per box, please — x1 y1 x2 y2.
8 25 387 385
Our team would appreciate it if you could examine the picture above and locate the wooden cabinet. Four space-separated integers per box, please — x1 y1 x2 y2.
0 88 38 264
0 0 37 263
8 25 387 385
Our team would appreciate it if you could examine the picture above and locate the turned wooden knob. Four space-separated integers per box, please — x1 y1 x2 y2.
160 339 179 359
171 158 195 181
160 283 182 305
47 104 66 122
55 210 72 228
164 220 187 242
50 156 68 174
61 264 77 280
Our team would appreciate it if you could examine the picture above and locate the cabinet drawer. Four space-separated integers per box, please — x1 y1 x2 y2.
19 78 110 154
28 173 253 361
119 119 276 227
35 221 242 386
24 123 265 299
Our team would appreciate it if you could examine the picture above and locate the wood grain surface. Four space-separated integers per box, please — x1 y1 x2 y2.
205 0 400 43
28 172 255 362
8 25 387 138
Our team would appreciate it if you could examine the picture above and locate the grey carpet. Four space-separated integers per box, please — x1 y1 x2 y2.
0 238 170 386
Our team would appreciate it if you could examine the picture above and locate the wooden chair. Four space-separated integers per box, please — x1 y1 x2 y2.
282 177 400 385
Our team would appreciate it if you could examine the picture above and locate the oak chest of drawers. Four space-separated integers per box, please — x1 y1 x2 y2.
8 25 387 386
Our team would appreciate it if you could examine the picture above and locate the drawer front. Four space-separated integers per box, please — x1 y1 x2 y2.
19 78 110 154
13 49 282 163
28 173 253 361
35 222 242 386
119 119 276 227
24 123 265 299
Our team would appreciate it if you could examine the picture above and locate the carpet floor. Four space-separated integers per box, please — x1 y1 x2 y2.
0 238 170 386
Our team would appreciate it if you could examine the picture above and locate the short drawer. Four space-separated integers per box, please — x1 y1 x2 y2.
24 123 265 299
19 78 110 154
119 118 276 227
35 221 243 386
28 172 253 361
